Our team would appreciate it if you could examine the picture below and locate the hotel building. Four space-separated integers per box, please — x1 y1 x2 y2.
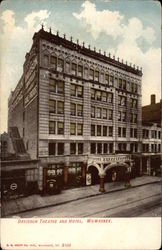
8 26 143 193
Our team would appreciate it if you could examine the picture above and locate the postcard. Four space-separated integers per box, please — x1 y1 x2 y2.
0 0 161 249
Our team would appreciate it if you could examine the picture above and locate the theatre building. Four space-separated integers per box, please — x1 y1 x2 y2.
8 26 143 193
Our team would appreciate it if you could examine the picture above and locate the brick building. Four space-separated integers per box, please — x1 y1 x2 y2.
141 95 161 176
8 26 143 193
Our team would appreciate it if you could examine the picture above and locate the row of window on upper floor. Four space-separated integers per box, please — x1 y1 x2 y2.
49 80 138 108
91 125 138 138
48 141 139 156
49 121 83 136
44 54 139 92
142 143 161 153
142 129 161 139
49 99 138 118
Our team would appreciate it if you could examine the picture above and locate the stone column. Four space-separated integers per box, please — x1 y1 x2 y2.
99 174 105 192
82 163 86 186
64 165 68 185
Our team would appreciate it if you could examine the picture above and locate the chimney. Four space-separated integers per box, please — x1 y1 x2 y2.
151 94 156 105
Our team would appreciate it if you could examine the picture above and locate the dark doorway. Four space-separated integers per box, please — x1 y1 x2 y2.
105 166 126 182
88 165 99 185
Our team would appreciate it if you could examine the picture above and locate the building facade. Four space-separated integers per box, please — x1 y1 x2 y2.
8 27 143 193
141 95 161 176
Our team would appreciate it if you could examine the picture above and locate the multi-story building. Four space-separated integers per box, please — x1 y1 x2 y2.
8 26 143 193
141 95 161 176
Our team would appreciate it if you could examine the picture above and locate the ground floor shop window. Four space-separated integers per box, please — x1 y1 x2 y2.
68 162 83 187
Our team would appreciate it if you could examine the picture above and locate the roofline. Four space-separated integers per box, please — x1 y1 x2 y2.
33 28 143 77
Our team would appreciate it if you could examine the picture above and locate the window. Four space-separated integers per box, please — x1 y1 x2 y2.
91 106 95 118
71 84 76 96
103 143 108 154
123 128 126 137
58 143 64 155
95 71 99 81
108 110 113 120
78 65 83 77
77 86 83 98
49 121 55 134
91 143 96 154
96 107 101 118
50 55 56 68
122 112 126 122
123 80 126 90
119 79 122 89
97 143 102 154
65 61 70 73
57 101 64 114
49 99 56 113
97 125 101 136
109 126 113 137
119 96 126 106
78 143 83 154
57 81 64 94
118 127 122 137
91 89 95 100
57 122 64 135
49 78 56 92
70 143 76 155
131 99 137 108
91 125 95 136
78 124 83 135
103 126 107 136
70 123 76 135
134 84 137 93
72 63 77 75
96 90 101 101
71 103 76 116
158 131 161 139
134 129 137 138
102 108 107 119
84 67 88 78
102 92 107 102
130 128 133 138
108 93 113 103
44 55 49 67
89 69 94 80
109 143 113 153
105 74 109 84
57 58 64 72
77 104 83 117
100 73 104 83
49 143 56 155
118 111 121 121
109 76 113 86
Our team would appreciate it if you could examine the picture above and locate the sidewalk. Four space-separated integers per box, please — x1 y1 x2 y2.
2 176 161 217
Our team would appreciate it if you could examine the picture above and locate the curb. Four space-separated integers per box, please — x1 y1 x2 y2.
3 180 161 217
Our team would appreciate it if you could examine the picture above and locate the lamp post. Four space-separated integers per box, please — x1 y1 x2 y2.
125 166 131 188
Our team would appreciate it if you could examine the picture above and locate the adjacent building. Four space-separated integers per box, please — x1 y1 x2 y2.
8 26 144 193
141 95 161 176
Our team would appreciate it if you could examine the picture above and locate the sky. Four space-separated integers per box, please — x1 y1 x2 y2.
0 0 161 133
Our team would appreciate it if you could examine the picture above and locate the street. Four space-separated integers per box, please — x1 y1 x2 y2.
15 182 162 218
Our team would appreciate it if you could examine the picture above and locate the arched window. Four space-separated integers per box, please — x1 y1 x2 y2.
57 55 64 72
65 57 71 73
71 60 77 75
78 62 83 77
50 53 57 69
